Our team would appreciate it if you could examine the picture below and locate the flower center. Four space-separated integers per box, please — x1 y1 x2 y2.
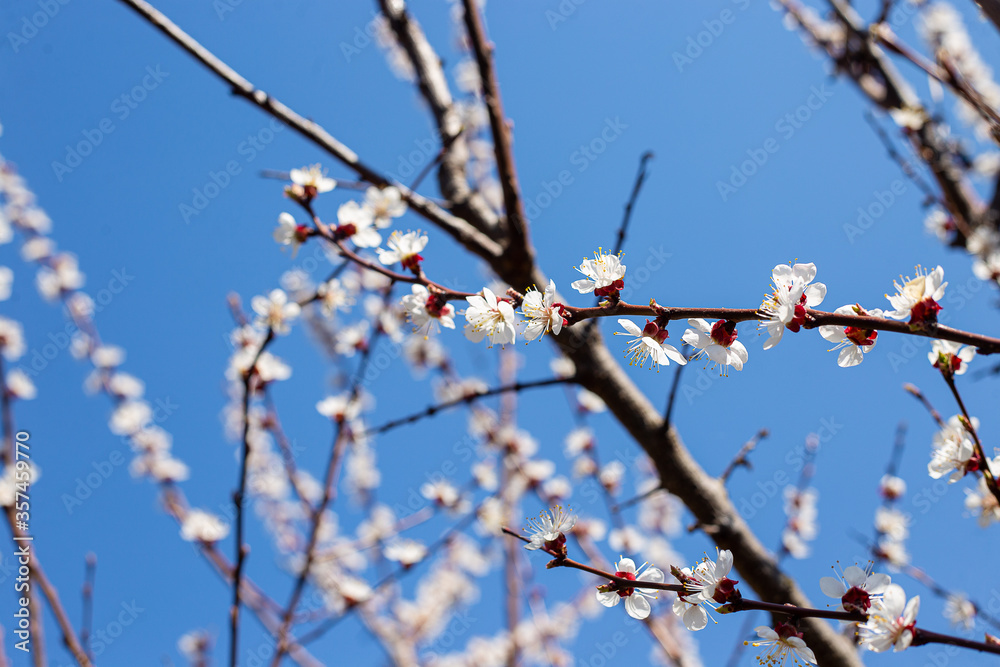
841 586 871 612
595 279 624 299
401 253 424 273
844 326 877 347
334 223 357 240
614 570 636 597
909 297 942 327
710 320 738 347
424 293 450 318
712 576 740 604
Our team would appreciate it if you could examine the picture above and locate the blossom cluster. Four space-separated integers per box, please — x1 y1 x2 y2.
519 506 948 665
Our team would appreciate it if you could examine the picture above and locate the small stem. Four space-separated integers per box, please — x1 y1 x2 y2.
942 372 1000 507
719 429 769 484
912 627 1000 655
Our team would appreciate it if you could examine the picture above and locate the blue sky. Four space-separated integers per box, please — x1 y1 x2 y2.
3 0 1000 665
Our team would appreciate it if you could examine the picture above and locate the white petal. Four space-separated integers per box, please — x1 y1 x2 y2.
625 595 651 620
618 319 641 336
596 590 620 608
683 605 707 630
820 576 845 598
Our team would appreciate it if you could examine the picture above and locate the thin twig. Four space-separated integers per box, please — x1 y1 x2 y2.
942 371 1000 506
662 343 689 433
113 0 503 259
269 304 387 665
230 327 274 666
612 152 654 257
719 429 770 484
364 377 569 437
460 0 532 262
903 383 946 427
81 554 96 661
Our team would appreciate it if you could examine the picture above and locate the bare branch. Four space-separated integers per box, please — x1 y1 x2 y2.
113 0 502 260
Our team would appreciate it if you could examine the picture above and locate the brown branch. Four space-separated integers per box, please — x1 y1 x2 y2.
460 0 535 273
376 0 502 240
113 0 503 260
613 152 655 256
230 327 273 667
363 376 569 437
561 300 1000 353
719 429 769 484
912 627 1000 655
270 311 387 665
903 383 946 428
0 411 91 666
80 554 96 662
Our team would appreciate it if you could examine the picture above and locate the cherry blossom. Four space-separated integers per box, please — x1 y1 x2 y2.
571 249 626 298
384 539 428 567
595 557 664 620
928 339 976 375
520 280 564 341
0 317 25 361
251 289 300 335
759 262 827 350
874 507 910 542
929 416 979 482
365 185 407 228
334 201 381 248
858 583 920 652
964 458 1000 527
884 265 947 327
288 164 336 200
272 212 309 257
683 319 747 374
747 623 817 666
671 549 738 630
523 506 576 554
6 369 35 400
818 304 883 367
316 394 362 423
0 266 12 301
819 563 890 613
944 593 977 629
615 318 686 371
316 278 354 317
463 287 516 347
36 252 84 300
879 474 907 500
377 230 428 273
401 284 455 338
180 509 230 543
